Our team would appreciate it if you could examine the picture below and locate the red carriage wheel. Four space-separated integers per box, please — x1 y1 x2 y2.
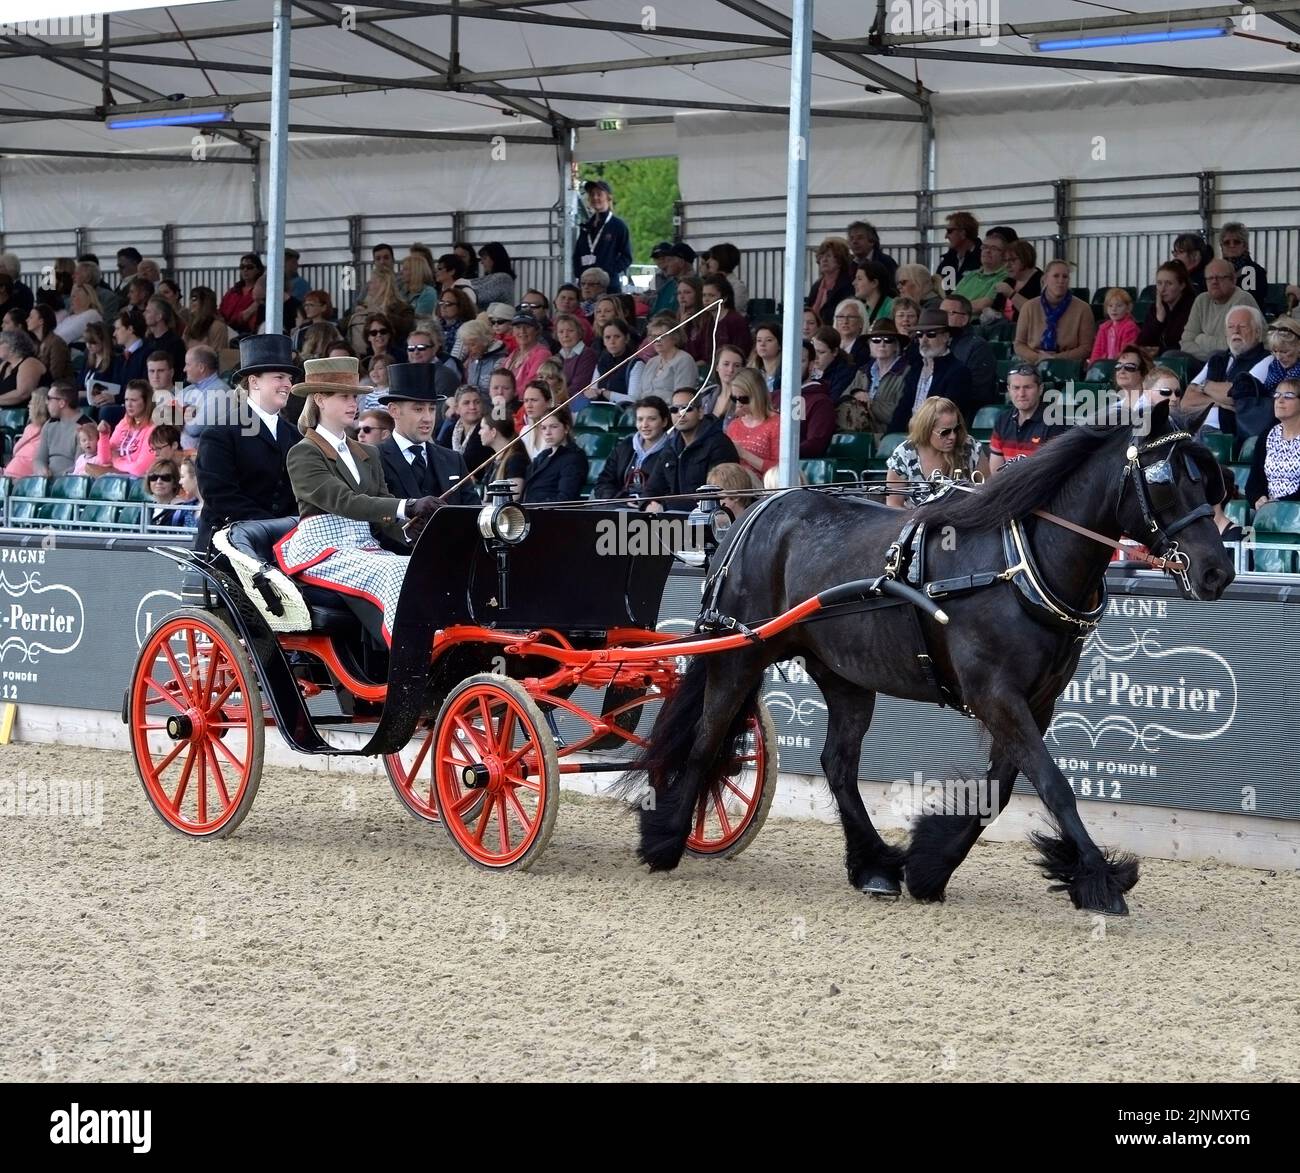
433 674 558 871
383 725 441 823
685 699 777 859
128 607 264 839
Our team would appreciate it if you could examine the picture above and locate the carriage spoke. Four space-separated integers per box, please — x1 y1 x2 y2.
472 797 492 844
495 708 516 757
452 713 488 754
145 676 187 713
151 738 188 778
204 743 233 810
171 744 197 810
476 696 495 743
496 794 512 853
453 790 483 817
405 729 434 782
503 771 540 793
722 777 754 805
197 750 208 824
710 783 732 837
206 673 239 715
504 786 532 833
160 643 192 705
210 732 246 773
184 627 198 692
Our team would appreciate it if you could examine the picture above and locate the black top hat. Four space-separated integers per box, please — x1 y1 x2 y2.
378 362 439 404
233 333 303 383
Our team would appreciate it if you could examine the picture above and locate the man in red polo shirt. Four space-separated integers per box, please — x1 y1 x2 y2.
988 364 1067 474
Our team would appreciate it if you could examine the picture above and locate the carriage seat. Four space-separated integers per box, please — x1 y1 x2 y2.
214 517 357 635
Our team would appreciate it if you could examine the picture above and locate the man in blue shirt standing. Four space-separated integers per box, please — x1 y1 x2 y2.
572 179 633 293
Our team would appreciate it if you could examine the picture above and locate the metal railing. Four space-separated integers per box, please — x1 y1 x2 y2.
2 492 199 534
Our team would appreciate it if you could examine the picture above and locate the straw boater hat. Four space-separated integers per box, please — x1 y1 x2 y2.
290 356 367 397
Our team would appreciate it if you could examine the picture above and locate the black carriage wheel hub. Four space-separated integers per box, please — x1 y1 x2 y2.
462 762 491 789
166 714 194 740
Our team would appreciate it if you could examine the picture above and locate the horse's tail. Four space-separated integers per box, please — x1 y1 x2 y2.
625 656 711 795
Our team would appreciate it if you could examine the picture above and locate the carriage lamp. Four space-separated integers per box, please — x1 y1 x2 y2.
688 485 733 541
477 482 530 545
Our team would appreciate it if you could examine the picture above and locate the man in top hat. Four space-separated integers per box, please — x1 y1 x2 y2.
376 363 480 510
278 357 441 646
196 333 304 550
572 178 633 293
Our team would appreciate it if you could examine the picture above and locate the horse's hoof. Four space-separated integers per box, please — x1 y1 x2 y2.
1077 891 1129 916
857 874 902 898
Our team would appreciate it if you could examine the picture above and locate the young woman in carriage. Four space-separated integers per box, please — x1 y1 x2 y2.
273 356 442 646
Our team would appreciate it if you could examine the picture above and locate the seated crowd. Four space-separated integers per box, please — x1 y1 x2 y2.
1 201 1297 559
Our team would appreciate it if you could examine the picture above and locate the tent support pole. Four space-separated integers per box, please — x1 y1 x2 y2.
265 0 293 337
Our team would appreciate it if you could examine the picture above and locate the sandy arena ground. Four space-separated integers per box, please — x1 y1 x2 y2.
1 740 1296 1082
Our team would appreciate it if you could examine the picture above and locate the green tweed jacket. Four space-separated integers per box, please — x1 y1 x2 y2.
286 428 406 545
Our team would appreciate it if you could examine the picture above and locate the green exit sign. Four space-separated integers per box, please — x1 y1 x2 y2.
597 118 624 132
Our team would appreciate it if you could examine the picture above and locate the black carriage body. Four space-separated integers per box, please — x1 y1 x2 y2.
154 505 680 759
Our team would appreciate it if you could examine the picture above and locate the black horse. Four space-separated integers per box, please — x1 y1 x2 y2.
631 406 1235 915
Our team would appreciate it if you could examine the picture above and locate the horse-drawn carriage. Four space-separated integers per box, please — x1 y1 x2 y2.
127 487 778 871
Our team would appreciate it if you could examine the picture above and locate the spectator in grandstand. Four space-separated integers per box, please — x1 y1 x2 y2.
652 243 697 316
1112 345 1153 410
701 243 749 315
553 313 598 397
987 365 1066 475
54 282 103 346
145 458 190 527
955 229 1012 315
724 368 780 476
1175 305 1268 438
504 314 553 393
708 462 762 519
1014 260 1096 365
370 242 396 275
34 380 85 476
935 211 982 294
114 247 142 297
145 347 177 395
70 421 100 475
90 379 156 477
890 296 921 340
1140 365 1183 416
594 395 671 501
2 387 48 477
521 405 587 503
281 248 309 302
149 425 185 471
1178 259 1260 362
137 258 163 286
1217 222 1267 296
80 322 115 406
178 457 202 522
808 326 855 404
470 242 516 308
941 293 997 407
676 276 708 358
1137 260 1196 357
838 319 909 436
182 287 232 354
1247 315 1300 399
298 323 345 365
573 179 633 292
852 261 897 328
801 308 821 341
348 271 411 354
355 407 394 447
750 321 783 396
847 220 898 283
486 300 519 355
895 263 940 312
637 313 699 401
76 257 119 318
357 353 391 414
51 258 75 305
0 276 20 328
991 239 1043 326
516 378 553 460
0 253 34 317
554 284 593 340
594 318 643 403
697 275 753 360
219 254 265 334
25 304 71 382
113 309 153 392
886 396 987 508
578 267 610 318
888 308 975 434
402 252 438 318
539 358 584 416
0 328 46 406
794 340 835 458
1088 288 1140 363
294 288 335 338
515 289 552 338
404 321 461 398
432 253 475 305
478 411 529 496
360 313 403 367
1173 233 1212 295
156 279 189 332
142 296 188 375
178 346 229 449
124 276 154 313
458 319 506 394
705 343 747 421
486 368 520 422
644 387 740 513
436 384 488 460
1246 376 1300 508
806 238 855 327
435 287 476 359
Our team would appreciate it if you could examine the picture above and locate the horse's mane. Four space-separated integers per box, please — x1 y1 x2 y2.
918 424 1127 531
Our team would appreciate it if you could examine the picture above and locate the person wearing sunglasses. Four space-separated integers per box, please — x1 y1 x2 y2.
1245 377 1300 510
644 386 740 514
887 307 975 437
355 408 393 446
219 254 265 335
839 319 910 436
145 457 189 527
885 395 986 509
404 323 460 399
723 367 781 475
1112 346 1153 411
435 287 476 360
988 365 1065 475
1217 222 1267 296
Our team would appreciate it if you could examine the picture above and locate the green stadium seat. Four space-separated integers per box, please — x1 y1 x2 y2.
747 298 777 322
584 458 606 494
1132 301 1152 325
799 459 837 485
575 403 623 431
1037 358 1081 387
116 503 143 526
35 501 76 524
1085 359 1116 382
970 405 1003 441
1224 500 1252 529
1260 283 1288 317
826 432 875 475
1237 435 1257 464
8 474 47 523
50 474 91 500
1201 433 1235 463
1252 501 1300 574
1155 354 1192 384
1225 463 1250 494
574 431 617 460
89 473 131 502
1139 285 1156 302
127 477 148 502
986 339 1012 359
1072 287 1090 304
995 358 1017 387
81 502 118 527
0 407 28 437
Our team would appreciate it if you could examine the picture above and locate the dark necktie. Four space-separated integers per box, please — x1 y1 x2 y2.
410 444 428 489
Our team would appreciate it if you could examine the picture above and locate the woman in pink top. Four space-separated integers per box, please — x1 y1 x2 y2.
505 314 553 390
1088 287 1140 364
3 388 50 479
92 379 156 477
725 368 781 475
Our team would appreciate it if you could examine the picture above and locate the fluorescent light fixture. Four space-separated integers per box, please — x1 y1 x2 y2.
107 110 231 130
1032 20 1233 53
